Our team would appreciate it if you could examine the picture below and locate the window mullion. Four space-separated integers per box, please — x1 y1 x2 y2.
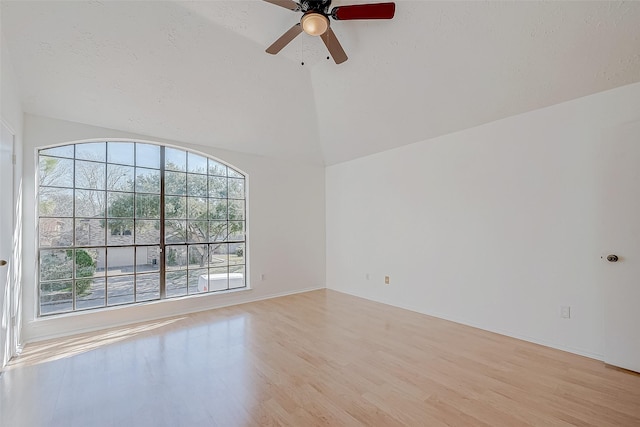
72 144 77 311
160 146 166 299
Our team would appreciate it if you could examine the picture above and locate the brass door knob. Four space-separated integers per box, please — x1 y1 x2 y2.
0 260 7 266
606 254 619 263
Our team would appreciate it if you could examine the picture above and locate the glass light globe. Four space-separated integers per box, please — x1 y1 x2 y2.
301 13 329 36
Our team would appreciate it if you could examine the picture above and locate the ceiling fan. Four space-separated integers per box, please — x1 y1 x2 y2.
263 0 396 64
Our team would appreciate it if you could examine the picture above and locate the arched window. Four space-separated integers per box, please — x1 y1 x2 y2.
37 141 246 316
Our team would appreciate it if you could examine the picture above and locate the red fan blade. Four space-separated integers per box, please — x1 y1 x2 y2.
331 2 395 20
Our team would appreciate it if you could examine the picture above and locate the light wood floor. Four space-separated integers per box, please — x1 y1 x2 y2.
1 289 639 426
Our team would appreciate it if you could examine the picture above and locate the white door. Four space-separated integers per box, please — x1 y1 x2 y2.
0 122 14 369
599 120 640 373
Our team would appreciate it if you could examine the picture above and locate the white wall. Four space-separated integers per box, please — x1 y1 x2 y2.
22 114 325 342
1 31 24 367
326 82 640 360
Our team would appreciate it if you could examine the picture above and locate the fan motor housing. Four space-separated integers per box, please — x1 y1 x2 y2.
300 0 332 13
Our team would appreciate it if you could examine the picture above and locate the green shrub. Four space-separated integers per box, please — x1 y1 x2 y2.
43 249 96 296
74 249 96 296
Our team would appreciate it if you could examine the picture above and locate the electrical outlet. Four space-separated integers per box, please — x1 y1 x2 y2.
260 274 265 281
561 306 571 319
385 275 390 285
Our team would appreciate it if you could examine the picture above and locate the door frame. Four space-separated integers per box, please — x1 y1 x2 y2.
599 120 640 373
0 118 16 371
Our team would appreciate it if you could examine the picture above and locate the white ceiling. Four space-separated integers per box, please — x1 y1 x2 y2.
2 1 640 165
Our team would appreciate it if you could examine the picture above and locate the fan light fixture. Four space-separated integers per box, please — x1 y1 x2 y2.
301 12 329 36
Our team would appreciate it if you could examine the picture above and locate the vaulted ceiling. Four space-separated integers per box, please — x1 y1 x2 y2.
2 1 640 165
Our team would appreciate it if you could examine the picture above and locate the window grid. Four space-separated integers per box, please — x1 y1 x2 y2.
38 142 246 316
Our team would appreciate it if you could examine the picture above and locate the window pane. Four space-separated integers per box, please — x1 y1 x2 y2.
40 145 74 159
75 219 106 247
107 220 134 245
229 243 244 266
208 199 227 220
207 267 229 292
187 197 207 219
228 200 244 220
107 164 135 192
40 188 74 217
106 247 134 275
165 171 186 195
209 221 227 242
76 142 106 162
135 220 160 244
39 218 73 248
136 168 160 194
166 270 187 297
75 190 105 217
228 178 244 199
187 152 207 174
39 156 74 188
40 249 73 281
40 281 73 315
136 143 160 169
228 168 243 179
107 192 134 218
165 220 187 243
136 246 160 273
136 273 160 302
187 174 207 197
187 221 208 243
165 246 187 270
76 278 106 310
107 275 134 306
229 265 245 289
189 269 209 294
188 245 208 268
165 147 186 171
208 176 227 198
208 243 228 267
229 221 244 241
165 196 186 219
136 194 160 218
107 142 134 165
208 159 227 176
76 161 106 190
75 248 105 280
189 268 207 294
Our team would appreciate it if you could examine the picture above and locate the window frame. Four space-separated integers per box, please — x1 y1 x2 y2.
36 139 249 317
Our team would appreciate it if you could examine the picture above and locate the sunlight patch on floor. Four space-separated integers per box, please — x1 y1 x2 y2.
5 316 187 369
